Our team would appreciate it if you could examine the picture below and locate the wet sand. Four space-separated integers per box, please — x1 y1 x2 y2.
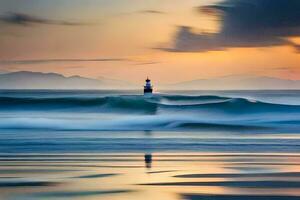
1 153 300 200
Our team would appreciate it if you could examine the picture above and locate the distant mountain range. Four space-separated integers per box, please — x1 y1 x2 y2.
0 71 299 90
166 75 300 90
0 71 137 89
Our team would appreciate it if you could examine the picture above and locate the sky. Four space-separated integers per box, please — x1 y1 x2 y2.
0 0 300 85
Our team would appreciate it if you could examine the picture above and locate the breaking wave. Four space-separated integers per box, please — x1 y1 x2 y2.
0 95 299 113
1 94 300 131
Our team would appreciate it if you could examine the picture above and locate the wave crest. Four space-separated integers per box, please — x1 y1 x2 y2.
0 95 300 114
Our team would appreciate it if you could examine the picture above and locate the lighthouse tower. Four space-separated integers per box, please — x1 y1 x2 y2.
144 77 153 95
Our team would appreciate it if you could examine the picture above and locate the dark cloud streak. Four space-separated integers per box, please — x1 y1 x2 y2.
133 61 161 66
0 58 126 65
138 10 166 15
0 12 86 26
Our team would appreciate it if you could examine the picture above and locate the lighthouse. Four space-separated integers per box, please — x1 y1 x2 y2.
144 77 153 95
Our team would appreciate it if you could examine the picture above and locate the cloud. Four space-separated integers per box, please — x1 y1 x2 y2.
0 58 126 65
138 10 166 15
270 66 300 72
0 12 85 26
160 0 300 52
292 44 300 53
0 58 162 67
115 10 166 17
133 61 161 65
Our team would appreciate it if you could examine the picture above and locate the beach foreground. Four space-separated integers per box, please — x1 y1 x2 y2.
1 153 300 200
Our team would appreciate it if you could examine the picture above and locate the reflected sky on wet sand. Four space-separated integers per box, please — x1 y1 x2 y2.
1 153 300 200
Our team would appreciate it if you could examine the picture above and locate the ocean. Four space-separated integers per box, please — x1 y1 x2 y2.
0 90 300 153
1 90 300 200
